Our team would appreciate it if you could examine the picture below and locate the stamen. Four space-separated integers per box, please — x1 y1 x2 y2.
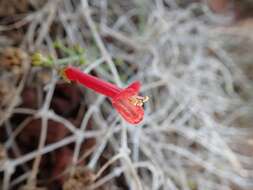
129 96 149 106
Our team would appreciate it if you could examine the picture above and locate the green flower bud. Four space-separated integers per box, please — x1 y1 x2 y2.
79 57 86 65
31 53 52 66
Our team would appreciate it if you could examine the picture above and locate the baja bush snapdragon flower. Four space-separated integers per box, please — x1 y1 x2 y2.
63 66 148 124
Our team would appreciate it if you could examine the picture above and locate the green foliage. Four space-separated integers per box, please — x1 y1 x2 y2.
32 41 86 67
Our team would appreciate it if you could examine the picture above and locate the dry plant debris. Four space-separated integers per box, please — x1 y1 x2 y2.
0 47 29 125
0 0 30 17
0 48 29 77
0 0 253 190
0 80 15 109
18 184 47 190
63 167 96 190
0 144 7 168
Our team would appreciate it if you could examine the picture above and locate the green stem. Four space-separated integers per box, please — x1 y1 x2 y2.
52 55 83 65
58 46 76 56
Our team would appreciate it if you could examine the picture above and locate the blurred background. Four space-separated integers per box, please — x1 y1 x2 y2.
0 0 253 190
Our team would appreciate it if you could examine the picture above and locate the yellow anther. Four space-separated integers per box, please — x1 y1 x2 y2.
129 96 149 106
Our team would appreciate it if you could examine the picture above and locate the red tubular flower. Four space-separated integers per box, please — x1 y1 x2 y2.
63 66 148 124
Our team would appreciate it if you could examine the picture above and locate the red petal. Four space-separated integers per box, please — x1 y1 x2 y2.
64 66 121 98
111 84 144 124
126 81 141 92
